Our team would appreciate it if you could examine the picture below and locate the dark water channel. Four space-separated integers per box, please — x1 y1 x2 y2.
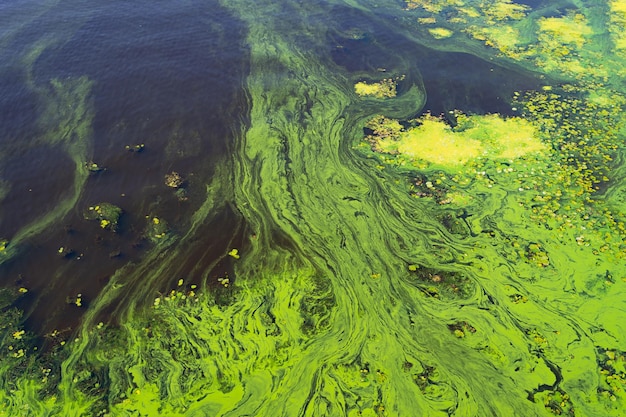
0 0 249 334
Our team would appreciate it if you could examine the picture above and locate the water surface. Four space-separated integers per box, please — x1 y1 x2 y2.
1 1 626 416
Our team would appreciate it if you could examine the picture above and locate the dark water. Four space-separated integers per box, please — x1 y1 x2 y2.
328 4 543 116
1 0 540 335
0 0 249 333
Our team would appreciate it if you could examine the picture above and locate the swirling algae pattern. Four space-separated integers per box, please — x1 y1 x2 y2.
1 0 626 416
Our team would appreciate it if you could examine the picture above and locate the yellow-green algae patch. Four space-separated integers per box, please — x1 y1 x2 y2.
354 77 400 99
370 112 546 168
367 85 626 415
0 255 335 416
403 0 621 82
427 27 454 39
538 13 593 50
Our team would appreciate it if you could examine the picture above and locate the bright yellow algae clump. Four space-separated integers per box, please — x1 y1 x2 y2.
390 116 483 165
609 0 626 51
407 0 527 22
612 0 626 15
411 1 607 81
455 113 546 159
354 78 399 99
471 25 524 55
405 0 465 13
428 27 454 39
372 113 546 168
484 1 528 21
538 13 593 50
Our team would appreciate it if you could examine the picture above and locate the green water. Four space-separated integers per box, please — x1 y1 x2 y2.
2 0 626 416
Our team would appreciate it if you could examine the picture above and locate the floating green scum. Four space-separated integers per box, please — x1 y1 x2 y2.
1 0 626 416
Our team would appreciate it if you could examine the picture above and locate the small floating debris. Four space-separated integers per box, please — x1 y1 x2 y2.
217 276 230 287
84 203 123 231
66 293 83 307
164 171 184 188
85 161 105 173
125 143 145 153
145 216 168 242
57 246 76 259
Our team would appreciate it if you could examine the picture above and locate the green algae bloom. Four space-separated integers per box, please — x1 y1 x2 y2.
2 0 626 416
355 78 401 99
369 112 546 168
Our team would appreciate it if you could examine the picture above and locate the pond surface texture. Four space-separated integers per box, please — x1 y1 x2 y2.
1 1 626 416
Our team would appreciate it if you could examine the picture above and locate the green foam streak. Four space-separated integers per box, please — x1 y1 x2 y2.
217 1 626 415
1 9 96 261
11 77 94 244
216 1 553 415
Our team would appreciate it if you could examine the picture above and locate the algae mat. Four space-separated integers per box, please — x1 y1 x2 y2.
1 0 626 416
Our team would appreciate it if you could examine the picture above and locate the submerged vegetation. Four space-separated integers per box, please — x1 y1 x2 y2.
1 0 626 416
